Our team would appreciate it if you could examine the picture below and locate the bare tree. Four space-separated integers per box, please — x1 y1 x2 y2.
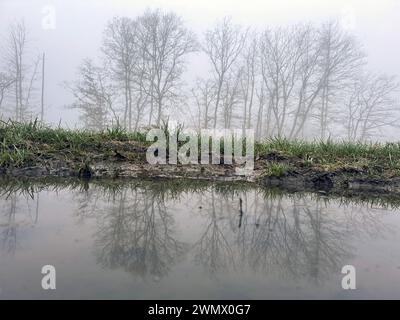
344 73 399 141
258 22 366 140
317 21 365 139
3 20 40 121
136 9 198 126
102 17 137 130
259 26 306 137
254 84 269 139
191 78 216 130
65 11 399 140
220 67 242 128
239 35 258 131
67 59 118 130
203 17 248 128
287 24 324 139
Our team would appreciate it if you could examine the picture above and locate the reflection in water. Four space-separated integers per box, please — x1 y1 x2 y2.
193 192 352 282
0 179 393 285
194 190 237 275
1 194 18 253
0 186 39 254
93 188 187 279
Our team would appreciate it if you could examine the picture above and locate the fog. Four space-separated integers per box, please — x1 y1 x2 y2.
0 0 399 140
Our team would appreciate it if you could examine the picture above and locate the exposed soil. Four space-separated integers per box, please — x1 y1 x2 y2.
1 149 400 197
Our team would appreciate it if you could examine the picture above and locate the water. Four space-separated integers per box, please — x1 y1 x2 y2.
0 179 399 299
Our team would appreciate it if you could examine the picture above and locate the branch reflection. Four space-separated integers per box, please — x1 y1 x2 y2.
0 179 393 284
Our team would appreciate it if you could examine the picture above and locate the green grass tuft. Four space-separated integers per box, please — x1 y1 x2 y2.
263 162 292 177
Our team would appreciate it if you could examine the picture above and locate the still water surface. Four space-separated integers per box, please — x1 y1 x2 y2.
0 179 399 299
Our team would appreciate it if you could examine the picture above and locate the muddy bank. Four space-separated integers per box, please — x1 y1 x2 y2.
2 122 399 196
1 157 400 197
262 170 400 195
0 160 258 182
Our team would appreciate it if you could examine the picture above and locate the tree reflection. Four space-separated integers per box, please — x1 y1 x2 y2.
194 190 236 275
0 184 40 254
0 178 393 284
78 182 391 282
92 186 187 279
193 190 387 282
1 194 18 253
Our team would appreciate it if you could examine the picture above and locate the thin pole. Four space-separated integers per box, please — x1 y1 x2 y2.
41 52 45 122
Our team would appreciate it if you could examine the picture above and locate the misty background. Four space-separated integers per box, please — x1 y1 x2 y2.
0 0 399 140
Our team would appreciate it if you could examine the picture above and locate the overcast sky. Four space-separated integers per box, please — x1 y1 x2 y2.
1 0 399 126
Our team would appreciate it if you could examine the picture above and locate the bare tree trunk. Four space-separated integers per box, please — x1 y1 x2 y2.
213 79 223 129
128 83 132 130
124 77 129 128
156 97 162 127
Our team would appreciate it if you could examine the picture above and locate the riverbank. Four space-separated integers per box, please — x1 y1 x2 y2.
1 121 400 195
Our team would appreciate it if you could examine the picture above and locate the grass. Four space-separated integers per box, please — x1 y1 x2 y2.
263 162 293 177
1 120 400 178
255 137 400 177
0 119 148 167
